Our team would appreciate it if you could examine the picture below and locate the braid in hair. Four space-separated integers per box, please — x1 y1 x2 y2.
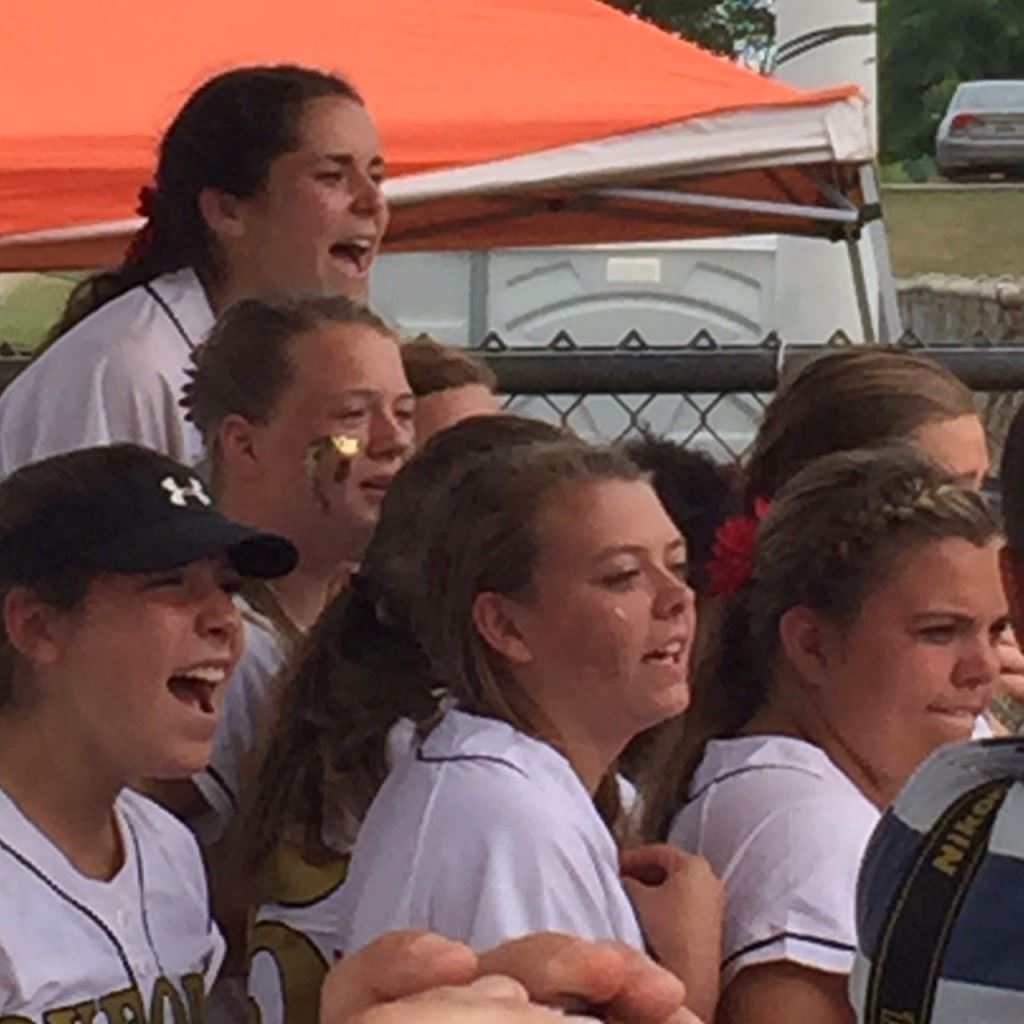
641 444 998 840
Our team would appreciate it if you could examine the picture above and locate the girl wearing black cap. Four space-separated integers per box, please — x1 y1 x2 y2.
0 443 696 1024
0 444 296 1023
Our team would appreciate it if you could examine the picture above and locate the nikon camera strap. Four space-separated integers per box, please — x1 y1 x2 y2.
862 777 1012 1024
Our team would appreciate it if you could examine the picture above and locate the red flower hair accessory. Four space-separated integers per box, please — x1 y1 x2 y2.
124 185 158 265
706 497 771 598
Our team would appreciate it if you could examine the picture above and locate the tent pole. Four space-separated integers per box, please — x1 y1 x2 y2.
798 169 860 215
468 252 491 344
859 164 903 342
589 187 858 225
846 230 876 344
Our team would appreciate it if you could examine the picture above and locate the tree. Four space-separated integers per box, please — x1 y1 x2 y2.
603 0 775 68
880 0 1024 163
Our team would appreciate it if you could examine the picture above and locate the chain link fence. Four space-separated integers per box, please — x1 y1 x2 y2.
1 326 1023 465
477 328 1024 464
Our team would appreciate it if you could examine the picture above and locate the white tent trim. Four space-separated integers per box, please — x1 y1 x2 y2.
386 95 872 206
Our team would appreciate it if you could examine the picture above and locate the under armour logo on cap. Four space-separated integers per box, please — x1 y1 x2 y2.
161 475 213 508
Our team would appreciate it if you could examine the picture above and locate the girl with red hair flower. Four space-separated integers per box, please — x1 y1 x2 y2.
641 445 1006 1024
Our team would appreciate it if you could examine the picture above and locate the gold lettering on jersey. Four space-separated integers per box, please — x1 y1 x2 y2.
248 921 329 1024
10 977 207 1024
43 1001 99 1024
879 1012 916 1024
146 979 187 1024
97 989 146 1024
179 975 205 1024
931 785 1005 878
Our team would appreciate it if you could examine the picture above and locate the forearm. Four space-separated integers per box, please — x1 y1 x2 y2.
651 917 721 1023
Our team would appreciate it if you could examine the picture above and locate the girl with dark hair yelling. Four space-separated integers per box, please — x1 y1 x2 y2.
0 65 387 475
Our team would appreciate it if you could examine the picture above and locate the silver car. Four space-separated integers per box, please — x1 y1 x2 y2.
936 80 1024 179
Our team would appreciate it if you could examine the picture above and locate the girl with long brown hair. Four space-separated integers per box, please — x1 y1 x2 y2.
337 440 721 1017
241 415 584 1024
0 64 387 475
743 345 1022 730
642 446 1005 1024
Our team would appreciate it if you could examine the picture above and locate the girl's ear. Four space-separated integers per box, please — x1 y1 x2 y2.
197 186 249 242
218 413 261 480
471 591 533 665
3 586 72 666
1000 544 1024 638
778 605 842 689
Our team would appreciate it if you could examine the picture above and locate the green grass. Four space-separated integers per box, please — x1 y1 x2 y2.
882 187 1024 278
0 273 82 353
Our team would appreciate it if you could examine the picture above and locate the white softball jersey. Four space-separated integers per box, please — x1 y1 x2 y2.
341 708 644 955
0 786 223 1023
247 848 351 1024
192 598 292 844
0 268 213 477
245 717 415 1024
668 735 880 987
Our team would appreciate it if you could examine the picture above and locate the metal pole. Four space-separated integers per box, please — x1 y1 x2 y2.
468 252 490 345
483 349 779 395
846 232 878 343
591 187 859 225
478 346 1024 395
3 345 1024 400
775 0 882 343
860 164 904 341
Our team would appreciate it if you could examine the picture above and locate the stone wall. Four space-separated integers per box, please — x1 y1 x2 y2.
898 275 1024 454
898 275 1024 344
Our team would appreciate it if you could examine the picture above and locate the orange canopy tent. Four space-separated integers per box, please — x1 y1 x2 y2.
0 0 875 272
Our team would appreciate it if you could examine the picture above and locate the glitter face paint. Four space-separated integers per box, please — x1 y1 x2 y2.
305 434 362 509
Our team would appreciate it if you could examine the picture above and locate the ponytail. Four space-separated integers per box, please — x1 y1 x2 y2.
41 246 186 352
42 65 361 346
238 414 573 880
641 445 999 841
238 577 439 880
640 589 769 841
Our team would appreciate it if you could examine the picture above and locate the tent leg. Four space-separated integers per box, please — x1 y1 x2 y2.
859 164 903 342
846 232 877 344
469 252 490 344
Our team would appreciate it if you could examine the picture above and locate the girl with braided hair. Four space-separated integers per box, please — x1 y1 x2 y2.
641 445 1007 1024
740 346 1024 732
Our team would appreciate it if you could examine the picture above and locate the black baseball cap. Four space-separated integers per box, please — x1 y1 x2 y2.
0 444 297 583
